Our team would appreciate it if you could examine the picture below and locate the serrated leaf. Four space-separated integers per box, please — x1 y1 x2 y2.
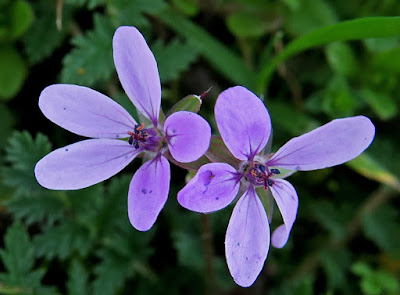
7 193 65 225
0 46 27 100
23 4 66 64
362 205 400 258
2 131 51 196
61 14 115 86
0 223 35 282
34 221 92 260
152 38 199 82
67 260 89 295
92 251 135 295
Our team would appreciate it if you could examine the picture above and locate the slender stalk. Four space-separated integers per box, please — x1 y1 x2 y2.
201 214 217 295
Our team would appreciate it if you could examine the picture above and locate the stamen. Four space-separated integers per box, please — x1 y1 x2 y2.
128 123 149 149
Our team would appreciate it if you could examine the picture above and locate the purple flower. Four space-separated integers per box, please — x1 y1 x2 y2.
178 86 375 287
35 26 211 231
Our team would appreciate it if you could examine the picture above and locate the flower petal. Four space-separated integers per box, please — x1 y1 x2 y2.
215 86 271 161
164 111 211 163
35 139 139 190
225 186 270 287
113 26 161 126
39 84 137 138
269 179 298 248
267 116 375 171
178 163 240 213
128 155 170 231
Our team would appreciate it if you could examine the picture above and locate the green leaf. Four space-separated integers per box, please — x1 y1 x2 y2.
92 250 135 295
158 6 256 88
371 47 400 73
172 0 198 16
0 104 15 149
23 5 67 64
168 94 202 115
61 14 115 87
360 88 397 120
352 261 400 295
0 223 35 284
0 46 27 100
226 11 265 38
267 101 315 136
284 0 337 36
346 153 400 192
67 260 89 295
7 194 65 225
362 205 400 258
34 221 92 260
10 0 34 39
325 42 358 77
205 136 241 169
257 16 400 94
152 38 199 82
2 131 52 196
109 0 167 27
310 200 351 240
320 249 351 290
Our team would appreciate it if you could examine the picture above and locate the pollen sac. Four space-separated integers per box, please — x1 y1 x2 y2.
247 162 276 190
127 123 149 149
270 168 280 175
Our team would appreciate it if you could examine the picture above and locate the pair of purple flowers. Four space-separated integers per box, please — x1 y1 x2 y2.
35 26 375 287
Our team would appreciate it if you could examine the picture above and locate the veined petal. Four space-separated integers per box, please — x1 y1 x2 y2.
215 86 271 161
267 116 375 171
128 156 170 231
269 179 298 248
35 139 139 190
113 26 161 126
164 111 211 163
225 186 270 287
39 84 137 138
178 163 240 213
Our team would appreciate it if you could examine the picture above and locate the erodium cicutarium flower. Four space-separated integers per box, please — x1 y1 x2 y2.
178 86 375 287
35 26 211 231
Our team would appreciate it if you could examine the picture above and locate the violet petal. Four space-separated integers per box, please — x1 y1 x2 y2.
269 179 298 248
177 163 240 213
215 86 271 161
164 111 211 163
113 26 161 126
225 186 270 287
128 155 170 231
267 116 375 171
39 84 137 139
35 139 139 190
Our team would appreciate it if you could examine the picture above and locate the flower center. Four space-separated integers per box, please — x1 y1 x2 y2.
127 123 149 149
243 161 280 189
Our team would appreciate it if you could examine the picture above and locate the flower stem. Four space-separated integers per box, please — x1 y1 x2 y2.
201 214 217 295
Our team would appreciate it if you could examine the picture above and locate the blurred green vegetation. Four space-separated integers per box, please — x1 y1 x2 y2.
0 0 399 294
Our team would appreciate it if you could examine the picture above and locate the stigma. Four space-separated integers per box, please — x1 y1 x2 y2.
128 123 149 149
247 162 280 189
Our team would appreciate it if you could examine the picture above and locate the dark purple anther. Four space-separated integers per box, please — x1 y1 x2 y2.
270 168 280 174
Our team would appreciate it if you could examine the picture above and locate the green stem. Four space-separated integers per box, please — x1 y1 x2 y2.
201 214 217 295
